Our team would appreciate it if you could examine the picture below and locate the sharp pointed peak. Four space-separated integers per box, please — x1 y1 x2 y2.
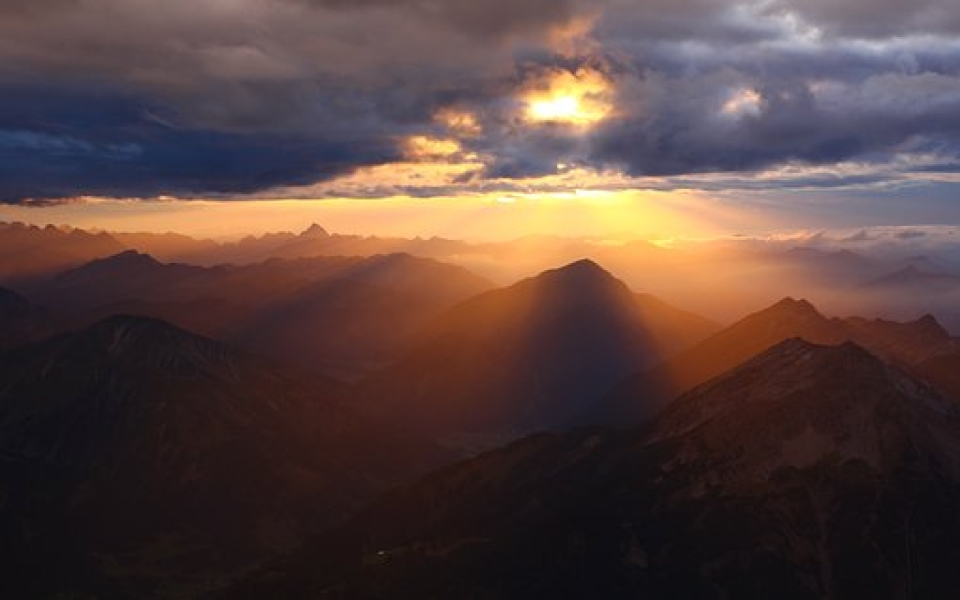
508 259 629 300
300 223 330 238
532 259 620 286
552 258 609 275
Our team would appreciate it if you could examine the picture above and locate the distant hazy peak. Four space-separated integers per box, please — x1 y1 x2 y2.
763 297 823 318
88 249 160 268
300 223 330 238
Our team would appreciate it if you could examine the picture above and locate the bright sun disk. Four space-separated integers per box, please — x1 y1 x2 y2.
524 69 612 126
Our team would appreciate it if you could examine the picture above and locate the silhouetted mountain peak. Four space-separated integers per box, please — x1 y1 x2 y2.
723 337 876 374
913 314 949 336
67 315 243 376
532 259 626 294
87 249 160 270
300 223 330 238
742 296 832 330
557 258 606 273
766 296 821 317
552 258 611 277
656 336 956 484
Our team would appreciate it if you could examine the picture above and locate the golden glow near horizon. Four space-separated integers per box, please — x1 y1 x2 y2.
0 188 759 243
524 69 612 126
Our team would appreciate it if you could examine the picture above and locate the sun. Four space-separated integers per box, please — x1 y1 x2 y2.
529 96 585 122
523 69 612 126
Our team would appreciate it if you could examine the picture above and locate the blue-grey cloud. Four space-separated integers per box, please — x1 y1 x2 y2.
0 0 959 203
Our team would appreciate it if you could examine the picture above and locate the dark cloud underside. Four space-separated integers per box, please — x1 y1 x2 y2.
0 0 959 201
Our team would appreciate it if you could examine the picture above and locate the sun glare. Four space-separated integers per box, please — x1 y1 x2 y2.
524 69 612 126
529 95 585 122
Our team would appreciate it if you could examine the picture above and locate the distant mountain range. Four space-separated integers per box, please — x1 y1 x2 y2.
21 250 493 380
239 338 960 598
0 222 125 283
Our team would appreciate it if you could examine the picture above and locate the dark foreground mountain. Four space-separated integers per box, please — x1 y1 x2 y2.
0 317 445 598
0 286 51 351
603 297 960 422
360 259 717 437
236 339 960 599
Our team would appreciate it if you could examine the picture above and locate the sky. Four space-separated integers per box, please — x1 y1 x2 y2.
1 0 959 239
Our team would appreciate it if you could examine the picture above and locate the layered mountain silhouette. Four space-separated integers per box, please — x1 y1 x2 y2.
360 260 718 436
27 251 493 380
0 222 126 283
603 297 960 422
0 316 446 597
6 238 960 598
240 339 960 598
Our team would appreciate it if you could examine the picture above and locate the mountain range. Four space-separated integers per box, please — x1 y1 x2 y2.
238 338 960 598
5 220 960 336
23 250 493 380
3 239 960 598
602 297 960 423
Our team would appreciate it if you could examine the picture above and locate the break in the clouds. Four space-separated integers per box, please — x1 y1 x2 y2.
1 0 960 205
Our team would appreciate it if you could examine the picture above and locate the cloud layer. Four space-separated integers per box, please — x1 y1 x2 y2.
1 0 960 204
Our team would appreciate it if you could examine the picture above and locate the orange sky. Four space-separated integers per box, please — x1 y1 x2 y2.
0 190 772 241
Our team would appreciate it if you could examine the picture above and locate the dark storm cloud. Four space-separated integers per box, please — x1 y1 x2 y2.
0 82 398 201
765 0 960 39
299 0 582 37
1 0 960 201
588 72 960 177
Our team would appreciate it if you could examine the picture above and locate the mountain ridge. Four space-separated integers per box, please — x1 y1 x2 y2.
360 259 718 438
236 338 960 598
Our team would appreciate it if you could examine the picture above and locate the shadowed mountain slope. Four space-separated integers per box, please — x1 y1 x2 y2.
360 259 718 436
237 339 960 599
0 316 445 598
